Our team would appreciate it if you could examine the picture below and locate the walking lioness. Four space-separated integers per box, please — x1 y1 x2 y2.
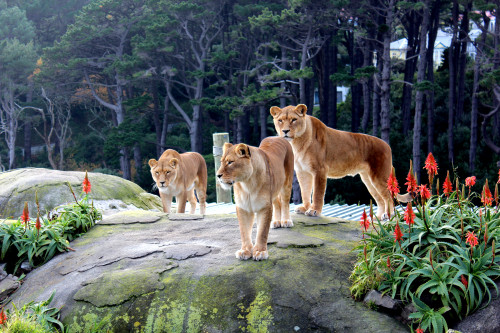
270 104 410 220
149 149 207 214
217 137 294 260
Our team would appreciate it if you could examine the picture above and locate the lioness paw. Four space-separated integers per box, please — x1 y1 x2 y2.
295 206 307 214
252 250 269 261
280 219 293 228
305 209 319 217
271 220 281 229
235 249 252 260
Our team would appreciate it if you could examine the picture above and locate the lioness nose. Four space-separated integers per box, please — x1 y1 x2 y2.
160 181 165 186
282 129 290 134
217 174 222 179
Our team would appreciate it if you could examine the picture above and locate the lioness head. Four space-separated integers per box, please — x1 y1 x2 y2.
216 143 253 190
270 104 308 140
148 157 179 190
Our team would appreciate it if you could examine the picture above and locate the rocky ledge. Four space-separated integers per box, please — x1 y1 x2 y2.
8 211 408 332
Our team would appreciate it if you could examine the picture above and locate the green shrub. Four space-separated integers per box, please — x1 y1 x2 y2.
350 156 500 332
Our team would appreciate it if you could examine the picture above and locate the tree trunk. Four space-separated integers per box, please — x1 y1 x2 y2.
372 58 382 137
134 144 142 184
448 0 459 164
280 46 288 108
259 104 267 141
470 15 490 172
412 0 430 183
426 0 441 154
316 34 330 125
328 42 338 128
456 0 472 123
361 39 372 133
24 120 31 165
152 81 162 157
380 1 394 144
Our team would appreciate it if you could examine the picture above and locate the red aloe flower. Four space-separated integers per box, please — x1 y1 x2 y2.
466 231 479 248
360 210 370 231
20 201 30 227
461 275 468 289
0 308 6 325
393 221 403 244
386 256 391 268
36 215 41 231
482 179 493 206
387 169 400 198
405 160 418 193
423 153 438 183
415 328 424 333
82 171 91 194
418 184 431 201
465 176 476 187
404 202 415 226
443 171 453 197
497 169 500 184
495 184 499 206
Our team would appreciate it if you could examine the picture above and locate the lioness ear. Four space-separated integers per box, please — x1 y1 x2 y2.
295 104 307 117
169 158 179 169
148 159 158 168
270 106 281 118
235 143 251 158
223 142 233 154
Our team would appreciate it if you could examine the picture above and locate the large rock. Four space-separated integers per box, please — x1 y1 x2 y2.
0 168 162 219
8 210 408 332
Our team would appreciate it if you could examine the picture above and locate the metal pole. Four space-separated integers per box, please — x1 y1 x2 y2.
213 133 232 203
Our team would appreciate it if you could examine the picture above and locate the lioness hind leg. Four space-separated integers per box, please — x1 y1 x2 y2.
253 206 272 261
360 173 389 220
371 175 394 220
280 190 293 228
271 197 282 229
188 189 197 214
295 171 313 214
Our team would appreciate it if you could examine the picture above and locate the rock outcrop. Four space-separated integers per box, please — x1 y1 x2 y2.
0 168 162 219
8 211 408 332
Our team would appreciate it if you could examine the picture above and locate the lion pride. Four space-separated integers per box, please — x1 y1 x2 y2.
149 149 207 215
270 104 410 220
216 137 294 260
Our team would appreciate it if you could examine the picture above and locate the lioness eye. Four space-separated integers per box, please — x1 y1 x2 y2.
227 161 233 165
291 119 296 123
155 172 159 175
167 171 170 174
278 120 283 123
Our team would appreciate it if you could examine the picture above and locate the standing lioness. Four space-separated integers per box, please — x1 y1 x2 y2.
149 149 207 215
271 104 410 220
217 137 294 261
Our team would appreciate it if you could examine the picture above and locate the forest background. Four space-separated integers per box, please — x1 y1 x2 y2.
0 0 498 205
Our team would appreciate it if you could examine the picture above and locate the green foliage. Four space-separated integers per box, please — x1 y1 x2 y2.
3 292 64 332
350 164 500 332
0 188 101 274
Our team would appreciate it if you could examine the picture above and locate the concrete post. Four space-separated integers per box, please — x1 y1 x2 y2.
213 133 232 203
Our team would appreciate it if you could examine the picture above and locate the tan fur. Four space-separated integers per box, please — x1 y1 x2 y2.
216 137 294 260
271 104 404 220
149 149 207 215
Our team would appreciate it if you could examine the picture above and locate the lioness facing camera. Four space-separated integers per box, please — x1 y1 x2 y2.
217 137 294 261
149 149 207 215
270 104 410 220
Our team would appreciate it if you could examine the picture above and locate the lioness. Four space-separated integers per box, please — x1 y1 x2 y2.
217 137 294 260
149 149 207 215
270 104 410 220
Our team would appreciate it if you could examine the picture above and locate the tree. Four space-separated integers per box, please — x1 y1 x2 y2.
44 0 148 179
0 1 38 169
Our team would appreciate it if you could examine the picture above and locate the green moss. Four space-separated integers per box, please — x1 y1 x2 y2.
240 291 273 333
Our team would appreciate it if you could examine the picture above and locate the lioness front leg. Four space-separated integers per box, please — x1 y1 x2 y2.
253 206 272 261
295 171 313 214
176 192 188 213
271 197 282 229
159 192 172 213
187 189 197 214
235 207 254 260
307 172 327 217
